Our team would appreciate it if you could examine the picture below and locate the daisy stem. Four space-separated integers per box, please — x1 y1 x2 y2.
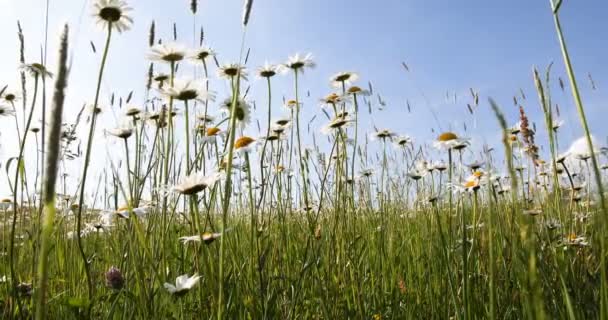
294 70 310 213
218 26 247 315
257 77 272 209
9 74 38 318
124 138 133 203
75 23 113 309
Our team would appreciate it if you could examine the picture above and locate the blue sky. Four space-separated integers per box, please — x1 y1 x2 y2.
0 0 606 197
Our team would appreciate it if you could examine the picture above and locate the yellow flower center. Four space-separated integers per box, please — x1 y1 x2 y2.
437 132 458 142
235 136 255 149
206 127 221 136
348 86 362 94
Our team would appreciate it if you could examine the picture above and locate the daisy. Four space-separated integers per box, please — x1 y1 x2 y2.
284 53 316 72
393 135 413 147
148 42 187 63
563 233 589 247
273 116 291 127
283 99 301 110
173 172 222 195
189 46 216 65
256 62 283 78
164 274 201 295
179 230 227 245
235 136 257 153
319 93 343 107
115 205 152 219
198 114 215 124
201 126 223 143
154 73 170 84
321 117 353 135
1 90 20 104
359 169 374 177
271 124 289 135
371 129 396 141
92 0 133 33
407 170 424 181
162 78 215 102
345 86 371 96
125 106 142 117
220 98 251 128
107 125 133 139
330 72 359 88
217 63 248 81
0 105 16 117
433 132 470 150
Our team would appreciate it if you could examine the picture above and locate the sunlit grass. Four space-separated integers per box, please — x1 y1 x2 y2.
0 0 606 319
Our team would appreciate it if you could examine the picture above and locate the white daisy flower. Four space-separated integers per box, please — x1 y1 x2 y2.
164 274 201 295
148 42 188 63
173 172 223 195
92 0 133 33
162 78 215 102
284 53 316 72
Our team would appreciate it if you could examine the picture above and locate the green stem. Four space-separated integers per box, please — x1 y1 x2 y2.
75 23 113 308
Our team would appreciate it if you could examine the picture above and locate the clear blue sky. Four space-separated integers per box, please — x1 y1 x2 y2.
0 0 606 197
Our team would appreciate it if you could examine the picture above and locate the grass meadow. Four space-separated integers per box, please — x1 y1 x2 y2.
1 0 607 319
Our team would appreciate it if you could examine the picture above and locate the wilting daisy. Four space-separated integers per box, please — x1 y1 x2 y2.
220 98 251 128
433 132 470 150
284 53 316 72
257 62 283 78
217 63 248 81
330 72 359 88
321 117 353 135
173 171 223 195
283 99 301 110
164 274 201 295
92 0 133 33
148 42 187 63
189 46 216 65
162 78 215 102
20 63 53 78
